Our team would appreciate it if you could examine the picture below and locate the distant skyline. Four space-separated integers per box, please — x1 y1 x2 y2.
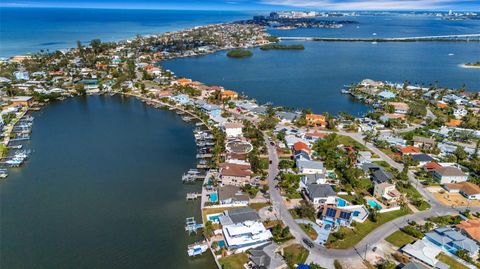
1 0 480 11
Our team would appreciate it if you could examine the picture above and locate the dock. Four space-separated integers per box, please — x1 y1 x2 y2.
185 217 204 234
186 192 202 200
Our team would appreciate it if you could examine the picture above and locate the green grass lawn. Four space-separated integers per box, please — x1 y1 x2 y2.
385 230 416 248
299 223 318 240
219 253 249 269
249 202 271 211
436 253 469 269
336 135 369 152
327 208 411 249
283 244 309 268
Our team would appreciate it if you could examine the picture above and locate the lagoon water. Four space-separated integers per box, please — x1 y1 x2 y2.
0 96 216 269
164 15 480 114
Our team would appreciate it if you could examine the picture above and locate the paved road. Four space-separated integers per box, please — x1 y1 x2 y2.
264 131 479 268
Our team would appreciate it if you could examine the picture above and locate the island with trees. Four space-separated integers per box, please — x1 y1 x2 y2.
226 49 253 58
462 61 480 68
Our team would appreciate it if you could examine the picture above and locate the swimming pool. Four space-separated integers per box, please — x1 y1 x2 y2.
209 192 218 203
367 199 383 210
336 197 348 207
217 240 225 248
207 213 221 223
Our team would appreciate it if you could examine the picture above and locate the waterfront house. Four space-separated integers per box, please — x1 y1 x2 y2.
296 158 325 175
425 227 479 257
10 96 32 107
275 111 298 123
221 209 272 252
443 182 480 200
169 94 190 105
456 219 480 243
413 136 436 150
378 90 396 100
373 182 402 205
218 185 249 206
305 113 327 128
304 184 336 206
224 122 244 138
431 166 468 184
388 102 409 114
248 242 287 269
219 162 252 186
220 89 238 100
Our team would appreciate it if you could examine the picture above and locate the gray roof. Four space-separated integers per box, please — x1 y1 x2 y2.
249 242 285 269
251 106 267 115
360 162 382 173
275 111 298 122
372 169 392 183
307 184 336 198
426 228 479 254
411 154 435 162
225 207 260 224
297 159 324 171
302 173 326 185
218 185 249 202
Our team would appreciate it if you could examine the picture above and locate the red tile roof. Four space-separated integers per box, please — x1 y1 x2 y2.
293 142 310 153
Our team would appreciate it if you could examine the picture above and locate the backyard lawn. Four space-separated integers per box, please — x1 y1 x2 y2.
219 253 249 269
327 208 411 249
385 230 416 247
283 244 308 268
436 253 469 269
249 202 271 211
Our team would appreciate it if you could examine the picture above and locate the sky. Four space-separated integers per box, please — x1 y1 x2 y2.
1 0 480 11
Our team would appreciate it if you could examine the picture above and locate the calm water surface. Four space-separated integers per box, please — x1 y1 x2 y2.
0 95 215 269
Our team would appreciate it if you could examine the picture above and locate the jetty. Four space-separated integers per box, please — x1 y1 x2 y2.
278 33 480 42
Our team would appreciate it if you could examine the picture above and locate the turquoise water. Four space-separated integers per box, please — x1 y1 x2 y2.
336 197 348 207
0 96 216 269
209 192 218 203
367 199 383 210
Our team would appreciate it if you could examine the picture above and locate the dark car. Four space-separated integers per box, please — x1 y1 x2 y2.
372 246 377 252
270 141 275 146
303 238 314 248
269 160 272 164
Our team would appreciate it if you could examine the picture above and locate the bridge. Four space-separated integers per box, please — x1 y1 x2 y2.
278 33 480 42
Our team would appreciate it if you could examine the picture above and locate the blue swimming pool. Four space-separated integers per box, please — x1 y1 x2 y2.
367 199 382 210
209 192 218 203
207 214 221 223
336 197 348 207
217 240 225 248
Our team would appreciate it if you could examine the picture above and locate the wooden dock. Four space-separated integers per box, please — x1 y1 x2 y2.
186 192 202 200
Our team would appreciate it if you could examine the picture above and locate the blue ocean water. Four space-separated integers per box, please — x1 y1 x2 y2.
0 8 252 57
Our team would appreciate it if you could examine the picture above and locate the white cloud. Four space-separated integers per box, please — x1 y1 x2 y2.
260 0 475 10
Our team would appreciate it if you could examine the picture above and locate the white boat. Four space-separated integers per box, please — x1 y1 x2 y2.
448 53 454 56
372 32 377 36
187 241 209 257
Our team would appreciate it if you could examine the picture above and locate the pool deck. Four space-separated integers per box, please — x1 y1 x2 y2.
200 169 218 210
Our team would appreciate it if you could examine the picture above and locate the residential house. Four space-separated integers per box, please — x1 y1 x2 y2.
221 89 238 100
305 114 327 128
401 239 448 269
303 132 327 142
224 122 244 138
13 71 29 80
320 205 354 226
425 227 479 257
388 102 409 114
248 242 287 269
411 154 435 167
378 90 396 100
296 158 325 175
219 162 252 186
300 173 327 187
10 96 32 107
456 219 480 243
221 208 272 252
423 162 442 172
413 136 436 150
357 151 372 164
396 145 421 156
275 111 298 124
444 182 480 200
402 262 428 269
293 141 311 159
431 167 468 184
374 182 402 205
453 108 468 119
372 169 393 184
218 185 249 206
377 133 407 147
304 184 336 205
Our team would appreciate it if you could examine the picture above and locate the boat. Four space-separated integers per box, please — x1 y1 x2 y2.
0 169 8 178
372 32 377 36
187 241 209 257
448 53 454 56
371 41 378 44
340 89 350 94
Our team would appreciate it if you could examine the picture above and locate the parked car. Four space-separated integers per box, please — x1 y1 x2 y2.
303 238 314 248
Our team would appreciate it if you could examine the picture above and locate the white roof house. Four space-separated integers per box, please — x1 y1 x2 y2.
222 220 272 253
401 239 448 269
224 122 243 138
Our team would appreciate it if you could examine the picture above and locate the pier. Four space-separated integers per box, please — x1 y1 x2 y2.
278 33 480 42
186 192 202 200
